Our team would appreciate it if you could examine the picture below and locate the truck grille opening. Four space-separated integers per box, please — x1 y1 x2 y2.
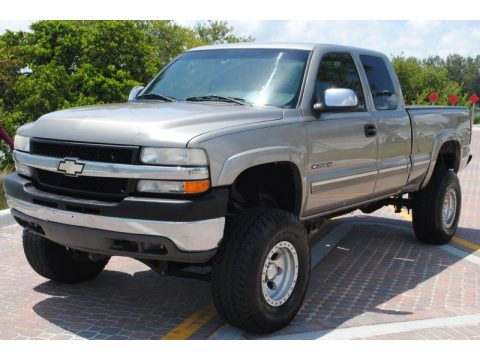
30 138 138 164
35 169 130 199
110 240 168 255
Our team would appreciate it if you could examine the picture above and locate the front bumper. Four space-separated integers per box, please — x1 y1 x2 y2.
4 174 228 262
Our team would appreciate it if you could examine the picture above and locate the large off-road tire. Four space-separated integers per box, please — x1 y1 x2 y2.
22 230 110 283
211 207 310 334
412 170 461 245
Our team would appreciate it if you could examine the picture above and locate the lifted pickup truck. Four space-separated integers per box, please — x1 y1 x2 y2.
4 43 472 334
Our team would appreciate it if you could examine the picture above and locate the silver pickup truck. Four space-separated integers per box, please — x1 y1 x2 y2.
4 43 473 333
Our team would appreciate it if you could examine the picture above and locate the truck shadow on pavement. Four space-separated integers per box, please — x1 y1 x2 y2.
32 268 218 339
31 216 480 340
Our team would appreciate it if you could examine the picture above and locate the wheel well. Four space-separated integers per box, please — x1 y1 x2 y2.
435 140 461 173
227 162 302 216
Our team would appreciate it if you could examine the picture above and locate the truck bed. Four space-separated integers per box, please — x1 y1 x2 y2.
406 105 471 186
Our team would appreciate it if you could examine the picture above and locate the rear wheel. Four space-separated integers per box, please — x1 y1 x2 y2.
412 170 461 245
211 207 310 334
22 230 110 283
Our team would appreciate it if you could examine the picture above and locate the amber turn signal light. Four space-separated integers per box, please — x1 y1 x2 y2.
184 180 210 194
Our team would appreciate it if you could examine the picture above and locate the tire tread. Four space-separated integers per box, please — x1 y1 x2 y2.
22 230 109 283
412 169 461 245
211 207 308 333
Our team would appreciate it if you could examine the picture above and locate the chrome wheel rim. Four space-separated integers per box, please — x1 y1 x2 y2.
261 241 299 307
442 188 457 229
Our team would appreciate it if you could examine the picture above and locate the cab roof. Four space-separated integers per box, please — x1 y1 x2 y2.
187 42 386 58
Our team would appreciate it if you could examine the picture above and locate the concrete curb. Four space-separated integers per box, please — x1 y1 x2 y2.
0 208 15 228
266 313 480 340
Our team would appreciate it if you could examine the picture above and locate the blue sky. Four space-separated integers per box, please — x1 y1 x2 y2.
1 20 479 59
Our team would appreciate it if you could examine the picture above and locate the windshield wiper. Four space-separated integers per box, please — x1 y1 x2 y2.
186 95 248 105
136 93 176 102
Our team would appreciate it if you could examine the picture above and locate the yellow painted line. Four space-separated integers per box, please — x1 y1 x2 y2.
161 304 217 340
388 205 480 254
452 236 480 252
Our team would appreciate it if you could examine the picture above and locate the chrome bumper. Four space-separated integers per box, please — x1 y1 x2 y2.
7 196 225 252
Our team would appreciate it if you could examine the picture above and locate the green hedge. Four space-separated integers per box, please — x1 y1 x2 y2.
0 168 12 210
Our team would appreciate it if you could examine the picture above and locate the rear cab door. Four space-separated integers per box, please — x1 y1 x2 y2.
358 53 412 196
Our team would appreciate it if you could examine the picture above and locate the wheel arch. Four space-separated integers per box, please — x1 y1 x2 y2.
216 147 306 216
420 130 462 190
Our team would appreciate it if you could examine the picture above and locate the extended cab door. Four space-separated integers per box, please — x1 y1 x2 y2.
303 52 378 216
358 54 411 196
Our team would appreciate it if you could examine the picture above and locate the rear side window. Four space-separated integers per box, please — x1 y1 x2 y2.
315 53 365 111
360 55 397 110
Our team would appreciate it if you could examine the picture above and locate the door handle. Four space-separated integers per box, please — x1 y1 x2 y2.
364 124 377 137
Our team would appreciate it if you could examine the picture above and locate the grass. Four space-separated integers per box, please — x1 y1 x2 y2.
0 167 13 210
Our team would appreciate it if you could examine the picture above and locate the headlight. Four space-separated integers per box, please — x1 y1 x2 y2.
14 135 30 152
140 148 208 166
137 179 210 194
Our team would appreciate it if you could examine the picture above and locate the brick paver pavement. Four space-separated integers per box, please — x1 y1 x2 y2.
247 218 480 340
0 224 223 340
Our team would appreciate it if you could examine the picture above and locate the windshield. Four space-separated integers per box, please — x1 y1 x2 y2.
142 49 310 107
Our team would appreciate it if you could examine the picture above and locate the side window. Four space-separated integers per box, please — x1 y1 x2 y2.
360 55 398 110
315 53 365 111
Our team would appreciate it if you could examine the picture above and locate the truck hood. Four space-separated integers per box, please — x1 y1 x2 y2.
19 102 284 147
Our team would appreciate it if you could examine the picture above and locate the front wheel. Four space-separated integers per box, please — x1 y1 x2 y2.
211 208 310 334
22 230 110 283
412 170 461 245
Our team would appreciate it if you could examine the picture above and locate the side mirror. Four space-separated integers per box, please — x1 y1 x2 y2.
313 88 358 113
128 86 145 101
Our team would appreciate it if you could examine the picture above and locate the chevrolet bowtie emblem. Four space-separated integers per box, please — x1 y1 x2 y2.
57 158 85 177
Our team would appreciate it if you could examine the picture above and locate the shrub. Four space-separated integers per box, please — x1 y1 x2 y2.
0 167 13 210
475 114 480 125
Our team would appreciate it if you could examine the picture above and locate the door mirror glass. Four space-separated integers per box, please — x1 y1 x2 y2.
128 86 145 101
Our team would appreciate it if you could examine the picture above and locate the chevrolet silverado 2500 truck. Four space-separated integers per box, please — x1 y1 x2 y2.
4 43 473 334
